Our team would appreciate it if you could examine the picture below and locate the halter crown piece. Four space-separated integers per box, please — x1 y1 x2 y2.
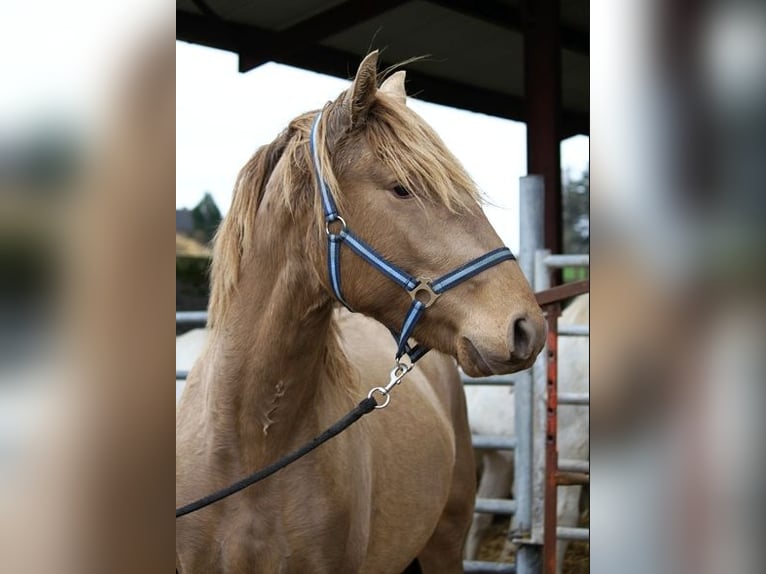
309 110 515 364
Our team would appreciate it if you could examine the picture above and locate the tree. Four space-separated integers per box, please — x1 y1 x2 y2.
191 192 222 245
562 166 589 254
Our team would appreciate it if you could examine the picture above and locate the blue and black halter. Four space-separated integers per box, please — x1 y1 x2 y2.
310 111 515 364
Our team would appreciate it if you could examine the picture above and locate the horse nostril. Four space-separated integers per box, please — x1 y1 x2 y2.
509 315 534 360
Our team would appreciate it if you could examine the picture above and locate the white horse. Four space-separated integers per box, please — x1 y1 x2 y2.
176 328 206 403
464 294 589 572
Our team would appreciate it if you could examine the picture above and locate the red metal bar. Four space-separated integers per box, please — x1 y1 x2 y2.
536 274 590 573
543 302 560 574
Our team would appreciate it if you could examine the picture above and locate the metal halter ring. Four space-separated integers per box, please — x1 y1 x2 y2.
409 279 440 308
325 216 347 236
367 387 392 409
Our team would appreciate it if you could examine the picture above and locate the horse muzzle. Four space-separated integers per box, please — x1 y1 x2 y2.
457 311 546 376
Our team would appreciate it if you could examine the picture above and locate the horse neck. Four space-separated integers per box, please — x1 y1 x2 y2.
204 209 344 462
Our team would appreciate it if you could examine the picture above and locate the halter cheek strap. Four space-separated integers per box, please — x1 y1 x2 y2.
310 111 515 363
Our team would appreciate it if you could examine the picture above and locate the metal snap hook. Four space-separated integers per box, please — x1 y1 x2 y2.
366 361 413 409
389 361 413 384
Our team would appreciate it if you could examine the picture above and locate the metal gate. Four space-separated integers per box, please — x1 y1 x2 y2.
464 176 589 574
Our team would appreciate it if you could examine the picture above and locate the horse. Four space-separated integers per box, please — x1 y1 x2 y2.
176 51 546 573
464 294 589 574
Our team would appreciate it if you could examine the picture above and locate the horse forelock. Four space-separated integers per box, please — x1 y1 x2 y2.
306 89 483 218
362 96 482 213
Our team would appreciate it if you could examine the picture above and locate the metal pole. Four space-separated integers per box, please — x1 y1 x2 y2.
519 175 545 284
513 178 545 574
513 362 540 574
532 249 551 544
542 254 590 269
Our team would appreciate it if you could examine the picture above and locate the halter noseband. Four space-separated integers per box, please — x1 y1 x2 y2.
310 110 515 363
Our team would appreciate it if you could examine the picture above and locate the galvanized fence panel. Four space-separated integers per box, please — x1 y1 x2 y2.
464 561 516 573
534 247 590 574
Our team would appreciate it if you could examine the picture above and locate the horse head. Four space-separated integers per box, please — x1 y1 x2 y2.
304 51 545 375
213 51 545 376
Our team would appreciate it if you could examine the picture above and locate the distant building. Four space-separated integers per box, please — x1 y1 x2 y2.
176 208 194 236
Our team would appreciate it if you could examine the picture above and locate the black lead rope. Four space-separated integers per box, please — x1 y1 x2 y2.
176 397 377 518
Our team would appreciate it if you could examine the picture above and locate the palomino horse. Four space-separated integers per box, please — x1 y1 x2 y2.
176 51 545 573
464 294 589 573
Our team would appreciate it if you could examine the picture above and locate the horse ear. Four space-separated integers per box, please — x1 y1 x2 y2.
379 71 406 105
344 51 379 128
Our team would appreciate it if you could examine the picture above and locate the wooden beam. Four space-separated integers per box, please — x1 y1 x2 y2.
428 0 588 55
239 0 410 71
524 0 564 256
188 0 219 20
177 9 243 52
253 43 589 135
176 10 589 135
562 114 589 138
181 0 249 56
178 11 526 119
251 45 529 120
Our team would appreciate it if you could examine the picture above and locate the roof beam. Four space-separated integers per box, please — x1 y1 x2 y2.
243 44 587 135
245 44 587 135
176 11 588 136
177 8 243 52
241 0 411 70
525 0 563 256
274 47 529 117
183 0 248 55
178 11 524 118
427 0 588 55
276 0 408 40
561 115 589 139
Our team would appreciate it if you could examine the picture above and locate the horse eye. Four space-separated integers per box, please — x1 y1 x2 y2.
391 185 411 198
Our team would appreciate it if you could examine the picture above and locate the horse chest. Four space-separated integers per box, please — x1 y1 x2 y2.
215 469 366 573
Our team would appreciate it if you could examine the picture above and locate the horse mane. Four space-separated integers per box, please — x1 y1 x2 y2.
207 113 314 326
208 78 483 326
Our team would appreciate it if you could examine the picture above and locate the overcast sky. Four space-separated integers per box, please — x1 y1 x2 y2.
176 41 588 251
